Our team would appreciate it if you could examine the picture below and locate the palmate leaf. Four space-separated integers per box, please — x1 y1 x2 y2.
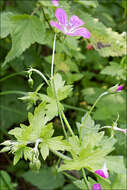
0 12 14 38
47 74 72 101
59 125 116 172
3 14 45 66
101 61 126 80
73 7 126 57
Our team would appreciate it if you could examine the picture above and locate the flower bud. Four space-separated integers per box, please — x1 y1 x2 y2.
108 84 119 93
28 78 34 88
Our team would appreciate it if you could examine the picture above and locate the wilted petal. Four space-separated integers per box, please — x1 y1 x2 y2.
55 8 68 26
95 163 109 178
69 15 84 29
67 27 90 39
92 184 102 190
52 0 59 7
50 21 64 32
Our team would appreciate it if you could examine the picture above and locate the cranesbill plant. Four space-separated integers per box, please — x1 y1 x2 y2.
0 4 126 190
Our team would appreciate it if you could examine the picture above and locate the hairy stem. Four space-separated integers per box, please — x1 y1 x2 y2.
51 33 57 79
82 168 90 190
29 68 49 85
61 111 75 137
0 90 27 96
80 91 108 141
0 71 27 83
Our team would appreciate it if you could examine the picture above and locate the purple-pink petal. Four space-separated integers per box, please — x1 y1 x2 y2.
52 0 59 7
67 27 90 39
69 15 84 29
116 85 123 92
50 21 64 32
92 184 102 190
55 8 68 26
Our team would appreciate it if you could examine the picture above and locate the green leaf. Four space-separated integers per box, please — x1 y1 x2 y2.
47 74 72 101
13 148 23 165
110 173 126 189
0 170 16 190
0 12 14 38
101 62 126 80
76 114 100 140
24 147 33 161
9 128 22 140
63 184 80 190
73 179 87 190
0 77 28 129
40 143 49 160
73 9 126 57
3 14 45 66
40 123 54 139
59 133 116 171
106 156 126 174
22 167 65 190
48 136 71 151
77 0 99 8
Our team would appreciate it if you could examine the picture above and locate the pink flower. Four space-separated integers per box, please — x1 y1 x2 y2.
92 184 102 190
52 0 59 7
50 8 90 39
116 85 123 92
95 163 109 178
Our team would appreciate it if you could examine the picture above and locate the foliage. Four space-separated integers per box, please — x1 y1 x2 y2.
0 0 126 189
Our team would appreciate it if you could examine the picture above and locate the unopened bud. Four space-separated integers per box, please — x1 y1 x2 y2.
108 84 119 93
28 78 34 88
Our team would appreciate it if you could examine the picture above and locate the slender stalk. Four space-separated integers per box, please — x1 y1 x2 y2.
51 33 57 79
0 90 27 96
41 7 53 31
50 33 67 138
63 103 87 113
51 150 71 161
51 80 67 138
29 68 49 85
63 172 77 181
61 111 75 137
82 168 90 190
80 91 108 141
31 5 40 16
0 71 27 83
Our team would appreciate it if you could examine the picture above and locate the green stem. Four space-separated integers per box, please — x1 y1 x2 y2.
82 169 90 190
51 33 57 78
80 91 108 141
51 80 67 138
29 68 49 85
0 71 27 83
61 111 75 137
51 150 71 161
63 172 77 181
0 90 27 96
41 7 53 32
63 103 87 113
50 33 67 138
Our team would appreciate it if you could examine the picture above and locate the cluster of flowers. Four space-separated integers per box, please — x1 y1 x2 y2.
51 1 125 190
